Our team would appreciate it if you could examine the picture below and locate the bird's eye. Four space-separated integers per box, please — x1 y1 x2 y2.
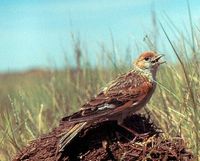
144 57 150 61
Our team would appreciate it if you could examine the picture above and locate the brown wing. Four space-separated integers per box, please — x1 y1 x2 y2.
62 70 153 123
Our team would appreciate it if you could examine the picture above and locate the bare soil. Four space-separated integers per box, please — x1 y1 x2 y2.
13 114 194 161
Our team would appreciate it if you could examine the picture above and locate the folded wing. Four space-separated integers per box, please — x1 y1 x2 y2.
61 70 153 123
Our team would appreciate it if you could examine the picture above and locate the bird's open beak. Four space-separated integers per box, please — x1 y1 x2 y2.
151 54 166 65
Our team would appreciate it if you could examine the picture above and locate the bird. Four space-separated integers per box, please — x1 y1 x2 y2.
58 51 165 152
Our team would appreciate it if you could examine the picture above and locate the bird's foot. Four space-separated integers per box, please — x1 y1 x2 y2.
118 124 150 140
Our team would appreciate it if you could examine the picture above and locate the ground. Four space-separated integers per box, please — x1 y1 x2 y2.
13 114 194 161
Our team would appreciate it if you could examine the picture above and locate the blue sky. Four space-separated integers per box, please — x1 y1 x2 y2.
0 0 200 72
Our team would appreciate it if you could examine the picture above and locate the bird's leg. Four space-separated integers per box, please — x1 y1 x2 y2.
118 124 150 141
117 112 140 137
118 124 139 136
117 113 149 139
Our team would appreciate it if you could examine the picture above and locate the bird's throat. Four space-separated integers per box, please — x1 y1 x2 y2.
134 66 157 82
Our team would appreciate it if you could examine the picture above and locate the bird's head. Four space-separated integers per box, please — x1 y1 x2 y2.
134 51 165 74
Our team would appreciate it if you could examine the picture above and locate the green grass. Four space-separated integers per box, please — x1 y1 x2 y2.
0 20 200 161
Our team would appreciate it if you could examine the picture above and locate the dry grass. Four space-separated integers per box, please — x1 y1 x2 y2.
0 13 200 161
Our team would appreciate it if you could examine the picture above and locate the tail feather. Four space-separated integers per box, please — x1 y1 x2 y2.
58 122 87 152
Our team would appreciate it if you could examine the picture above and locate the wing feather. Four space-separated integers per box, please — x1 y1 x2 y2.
61 70 153 123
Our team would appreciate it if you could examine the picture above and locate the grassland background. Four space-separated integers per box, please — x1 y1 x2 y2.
0 18 200 161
